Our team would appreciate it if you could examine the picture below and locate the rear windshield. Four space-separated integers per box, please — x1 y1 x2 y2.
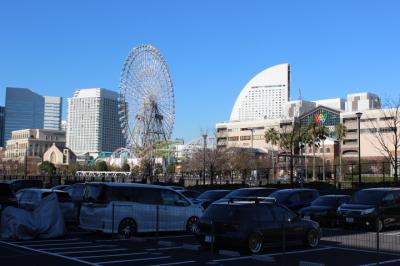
311 196 339 206
202 205 240 220
350 190 386 205
43 192 72 202
224 188 274 199
269 190 292 202
0 184 15 198
197 191 229 201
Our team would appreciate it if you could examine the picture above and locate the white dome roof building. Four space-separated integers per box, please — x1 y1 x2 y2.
230 63 290 121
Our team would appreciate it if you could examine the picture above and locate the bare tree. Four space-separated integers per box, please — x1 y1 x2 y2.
368 98 400 182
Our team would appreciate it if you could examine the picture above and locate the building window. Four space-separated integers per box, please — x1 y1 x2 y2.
240 136 251 141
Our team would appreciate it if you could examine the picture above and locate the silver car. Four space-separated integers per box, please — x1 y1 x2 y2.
79 182 203 237
16 188 77 223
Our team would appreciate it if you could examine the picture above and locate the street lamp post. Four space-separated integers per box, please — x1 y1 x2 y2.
202 134 207 185
356 112 363 185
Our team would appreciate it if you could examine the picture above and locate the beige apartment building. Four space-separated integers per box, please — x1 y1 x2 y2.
5 129 66 162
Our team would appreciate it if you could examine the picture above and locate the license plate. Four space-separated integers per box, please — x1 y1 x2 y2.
346 217 354 223
304 215 311 220
204 235 214 243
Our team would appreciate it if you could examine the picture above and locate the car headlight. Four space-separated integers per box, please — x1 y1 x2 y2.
360 208 375 215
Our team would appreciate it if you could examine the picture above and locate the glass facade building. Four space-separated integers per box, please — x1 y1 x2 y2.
4 87 44 142
0 106 5 147
66 88 125 157
44 96 62 130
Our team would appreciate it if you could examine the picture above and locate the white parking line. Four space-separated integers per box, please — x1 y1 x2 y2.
144 235 192 240
97 256 171 265
212 247 332 263
359 258 400 266
41 244 117 251
26 241 93 247
320 245 400 256
75 252 148 259
9 238 80 244
59 248 129 255
147 246 183 251
0 240 96 266
149 261 196 266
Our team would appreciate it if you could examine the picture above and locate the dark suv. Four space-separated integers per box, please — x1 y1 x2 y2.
195 198 321 254
269 189 320 213
338 188 400 231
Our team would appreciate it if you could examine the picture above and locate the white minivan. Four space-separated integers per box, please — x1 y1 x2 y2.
80 182 203 237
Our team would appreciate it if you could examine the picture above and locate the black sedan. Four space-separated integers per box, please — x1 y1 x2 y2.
299 195 351 227
195 199 321 254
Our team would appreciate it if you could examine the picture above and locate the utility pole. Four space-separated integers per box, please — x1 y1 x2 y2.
202 134 207 185
356 112 363 185
24 143 28 178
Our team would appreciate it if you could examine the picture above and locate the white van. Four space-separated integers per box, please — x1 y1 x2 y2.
79 182 203 237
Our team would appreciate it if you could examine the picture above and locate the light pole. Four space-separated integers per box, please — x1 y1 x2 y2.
356 112 363 185
202 134 207 185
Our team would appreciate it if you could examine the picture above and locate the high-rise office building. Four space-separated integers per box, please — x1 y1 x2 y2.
230 63 290 121
44 96 62 130
4 87 44 142
66 88 125 157
0 106 5 147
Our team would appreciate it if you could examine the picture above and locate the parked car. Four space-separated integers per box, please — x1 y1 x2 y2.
299 195 351 227
269 189 320 213
7 179 43 193
80 182 203 237
177 190 201 201
0 182 18 218
16 188 77 223
64 183 86 217
194 190 231 209
338 188 400 231
167 186 185 191
217 187 277 203
51 185 71 191
195 198 321 254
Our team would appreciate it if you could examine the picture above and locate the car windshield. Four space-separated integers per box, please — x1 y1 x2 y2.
311 196 338 206
350 190 386 205
0 184 14 199
84 184 107 203
269 190 292 202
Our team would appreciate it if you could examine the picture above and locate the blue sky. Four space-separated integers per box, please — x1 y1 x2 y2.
1 0 399 142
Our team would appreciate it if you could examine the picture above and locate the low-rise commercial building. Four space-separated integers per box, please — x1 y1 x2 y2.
5 129 66 162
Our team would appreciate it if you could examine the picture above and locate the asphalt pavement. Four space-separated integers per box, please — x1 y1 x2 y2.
1 228 400 266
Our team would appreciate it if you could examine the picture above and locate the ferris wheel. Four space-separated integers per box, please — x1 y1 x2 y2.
119 44 175 153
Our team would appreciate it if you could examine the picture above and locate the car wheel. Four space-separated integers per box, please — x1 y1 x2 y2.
118 218 137 239
186 216 199 234
247 232 263 254
305 229 319 248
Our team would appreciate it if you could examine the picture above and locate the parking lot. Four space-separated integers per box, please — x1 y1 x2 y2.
1 228 400 266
